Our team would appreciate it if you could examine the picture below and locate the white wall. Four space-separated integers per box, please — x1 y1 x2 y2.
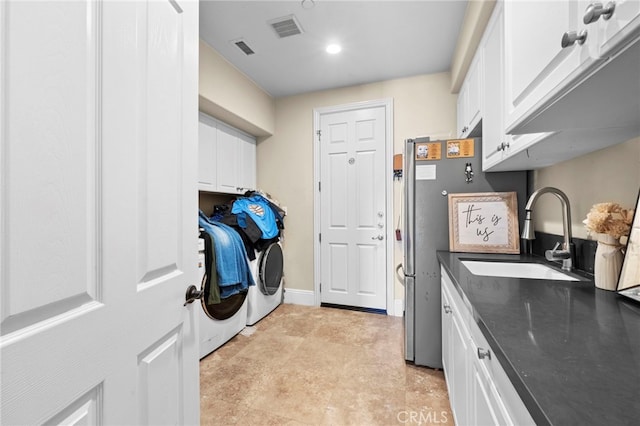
532 136 640 239
257 73 458 303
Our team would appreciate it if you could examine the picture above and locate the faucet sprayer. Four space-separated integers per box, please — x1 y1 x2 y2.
521 187 574 271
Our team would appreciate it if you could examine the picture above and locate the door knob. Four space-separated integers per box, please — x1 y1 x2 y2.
184 285 203 306
371 235 384 240
584 2 615 24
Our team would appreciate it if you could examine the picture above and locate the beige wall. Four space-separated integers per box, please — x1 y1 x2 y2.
532 136 640 239
257 73 457 301
199 39 275 137
450 0 496 93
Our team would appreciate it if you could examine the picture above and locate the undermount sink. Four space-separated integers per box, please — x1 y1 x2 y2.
461 260 581 281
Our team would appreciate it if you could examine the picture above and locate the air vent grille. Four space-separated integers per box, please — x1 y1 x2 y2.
232 39 255 55
269 15 303 38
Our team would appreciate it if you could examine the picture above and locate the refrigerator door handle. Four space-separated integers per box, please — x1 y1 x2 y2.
395 264 404 282
395 263 415 284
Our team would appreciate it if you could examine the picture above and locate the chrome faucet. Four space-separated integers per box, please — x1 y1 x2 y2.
521 187 574 271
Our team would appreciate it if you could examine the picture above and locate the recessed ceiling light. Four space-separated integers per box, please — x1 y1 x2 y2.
326 44 342 54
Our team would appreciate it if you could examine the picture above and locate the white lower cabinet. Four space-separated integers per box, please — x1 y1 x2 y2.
472 360 507 426
441 266 535 426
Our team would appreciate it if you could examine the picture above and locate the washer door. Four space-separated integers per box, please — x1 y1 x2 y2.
258 243 284 296
201 287 247 321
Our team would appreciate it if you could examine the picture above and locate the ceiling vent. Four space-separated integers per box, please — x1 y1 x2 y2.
232 38 255 55
269 15 303 38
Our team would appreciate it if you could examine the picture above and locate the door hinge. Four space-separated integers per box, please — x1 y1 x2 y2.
319 233 321 243
318 181 321 192
319 283 322 292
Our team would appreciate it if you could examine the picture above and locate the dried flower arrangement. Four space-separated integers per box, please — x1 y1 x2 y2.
583 202 635 240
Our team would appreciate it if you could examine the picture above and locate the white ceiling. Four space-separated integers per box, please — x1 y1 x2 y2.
200 0 469 98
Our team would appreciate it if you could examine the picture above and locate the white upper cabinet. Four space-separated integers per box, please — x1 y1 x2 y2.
237 131 257 193
479 0 639 171
215 122 241 194
457 52 483 138
482 2 508 169
504 0 602 133
588 0 640 58
503 0 640 136
482 1 556 171
198 116 218 190
198 113 256 194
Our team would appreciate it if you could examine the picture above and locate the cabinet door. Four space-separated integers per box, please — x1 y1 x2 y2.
450 311 470 426
457 84 468 138
198 118 217 190
589 0 640 58
466 56 482 133
457 55 482 138
216 123 240 194
441 286 452 375
471 359 511 426
472 362 501 426
237 131 256 192
0 1 200 423
504 0 601 132
482 3 507 170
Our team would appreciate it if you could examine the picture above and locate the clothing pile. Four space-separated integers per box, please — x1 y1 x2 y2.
198 192 285 304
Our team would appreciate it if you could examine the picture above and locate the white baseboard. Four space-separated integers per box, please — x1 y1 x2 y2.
393 299 404 317
283 290 403 316
283 288 315 306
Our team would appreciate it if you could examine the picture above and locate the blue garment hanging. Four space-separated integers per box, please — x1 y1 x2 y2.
198 211 255 298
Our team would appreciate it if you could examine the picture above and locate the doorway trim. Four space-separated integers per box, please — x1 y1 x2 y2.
312 98 395 315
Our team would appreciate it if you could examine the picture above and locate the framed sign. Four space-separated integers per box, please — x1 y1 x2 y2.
617 190 640 296
448 192 520 254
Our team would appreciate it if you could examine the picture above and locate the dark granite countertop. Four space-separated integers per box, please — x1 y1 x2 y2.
437 251 640 426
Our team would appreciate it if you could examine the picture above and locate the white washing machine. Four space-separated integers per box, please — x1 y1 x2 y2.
246 242 284 326
198 238 248 359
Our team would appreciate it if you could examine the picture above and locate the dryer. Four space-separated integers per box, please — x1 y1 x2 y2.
198 237 247 359
246 241 284 325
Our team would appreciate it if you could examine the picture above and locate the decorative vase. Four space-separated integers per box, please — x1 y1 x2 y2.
594 234 624 291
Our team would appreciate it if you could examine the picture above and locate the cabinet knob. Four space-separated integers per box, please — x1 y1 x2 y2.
584 2 615 24
443 304 452 314
477 347 491 360
496 141 510 152
561 30 588 48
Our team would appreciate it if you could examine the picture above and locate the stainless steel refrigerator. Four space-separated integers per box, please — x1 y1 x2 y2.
401 137 527 368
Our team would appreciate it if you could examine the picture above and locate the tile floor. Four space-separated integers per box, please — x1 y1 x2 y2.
200 303 453 425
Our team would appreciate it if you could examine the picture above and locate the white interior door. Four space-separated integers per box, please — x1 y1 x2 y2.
0 1 200 424
319 106 387 310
